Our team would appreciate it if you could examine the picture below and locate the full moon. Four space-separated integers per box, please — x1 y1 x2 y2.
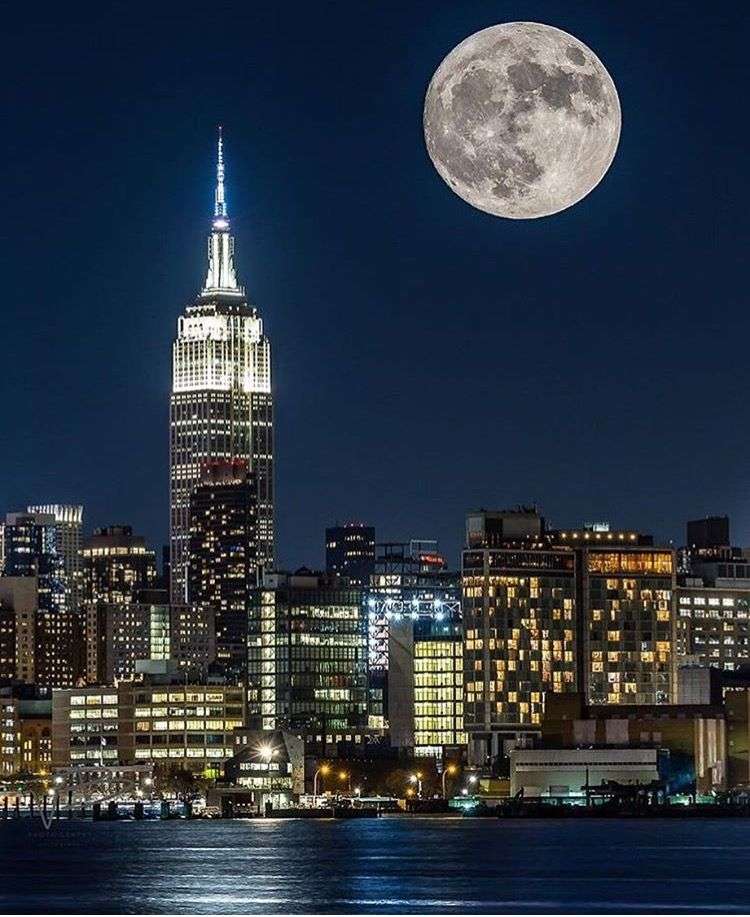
423 22 621 219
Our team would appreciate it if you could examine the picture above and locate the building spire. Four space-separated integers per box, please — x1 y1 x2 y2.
214 125 227 220
203 126 243 296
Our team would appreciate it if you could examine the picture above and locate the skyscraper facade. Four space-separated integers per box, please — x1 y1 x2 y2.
188 459 257 682
27 505 83 612
170 130 273 602
2 512 65 613
247 571 368 741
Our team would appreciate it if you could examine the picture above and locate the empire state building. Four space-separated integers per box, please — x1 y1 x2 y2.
170 130 274 602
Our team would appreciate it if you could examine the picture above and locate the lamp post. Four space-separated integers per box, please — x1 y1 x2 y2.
441 764 457 798
338 771 351 794
409 772 423 798
466 774 478 795
313 763 330 798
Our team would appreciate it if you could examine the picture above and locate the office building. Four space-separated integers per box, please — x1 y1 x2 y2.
2 512 65 613
247 571 368 746
366 541 460 729
170 130 273 602
52 672 245 776
677 586 750 671
188 459 257 682
325 523 376 586
81 526 157 606
388 615 466 759
0 578 37 684
366 541 459 673
677 517 750 671
27 504 83 612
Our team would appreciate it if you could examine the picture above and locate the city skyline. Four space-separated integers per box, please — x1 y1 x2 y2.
2 4 749 915
2 1 747 571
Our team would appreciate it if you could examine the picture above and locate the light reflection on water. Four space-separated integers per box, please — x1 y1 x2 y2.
2 817 750 914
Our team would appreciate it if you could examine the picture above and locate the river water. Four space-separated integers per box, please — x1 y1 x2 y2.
2 816 749 913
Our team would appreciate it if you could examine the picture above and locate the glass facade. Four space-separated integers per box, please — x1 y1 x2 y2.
413 631 466 756
247 576 368 739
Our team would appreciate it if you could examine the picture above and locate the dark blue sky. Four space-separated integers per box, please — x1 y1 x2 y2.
2 1 747 568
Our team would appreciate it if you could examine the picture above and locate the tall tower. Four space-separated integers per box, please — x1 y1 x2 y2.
170 129 274 602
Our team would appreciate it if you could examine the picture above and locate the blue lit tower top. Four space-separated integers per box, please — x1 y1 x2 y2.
203 126 242 295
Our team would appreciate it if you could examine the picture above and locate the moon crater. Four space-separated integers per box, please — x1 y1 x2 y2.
424 22 621 219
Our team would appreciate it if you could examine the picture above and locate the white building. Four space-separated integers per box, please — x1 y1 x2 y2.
509 747 659 798
170 130 273 601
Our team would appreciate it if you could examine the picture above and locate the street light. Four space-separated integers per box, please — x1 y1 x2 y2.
313 763 331 798
258 744 278 763
409 772 423 798
442 764 457 798
338 771 351 793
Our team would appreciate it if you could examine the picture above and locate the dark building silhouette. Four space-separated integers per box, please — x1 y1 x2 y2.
687 516 731 552
325 523 375 585
188 459 257 684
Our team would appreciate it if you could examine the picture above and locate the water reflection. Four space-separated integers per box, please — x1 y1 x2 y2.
2 817 750 914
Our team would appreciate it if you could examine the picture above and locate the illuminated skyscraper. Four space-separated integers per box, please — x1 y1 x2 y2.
170 129 273 601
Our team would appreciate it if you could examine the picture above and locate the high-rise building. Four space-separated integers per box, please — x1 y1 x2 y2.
247 571 368 745
388 615 466 759
170 129 273 602
2 512 65 613
27 505 83 612
366 541 460 674
81 526 157 606
462 509 676 765
188 459 256 683
325 523 376 586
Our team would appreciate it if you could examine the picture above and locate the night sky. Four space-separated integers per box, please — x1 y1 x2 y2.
2 1 747 568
